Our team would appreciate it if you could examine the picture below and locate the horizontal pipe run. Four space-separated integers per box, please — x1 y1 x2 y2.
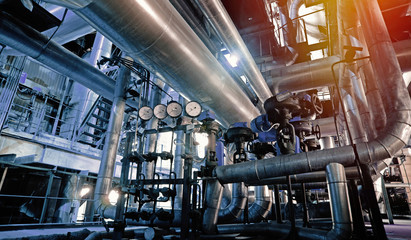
71 0 260 127
0 12 139 109
265 39 411 94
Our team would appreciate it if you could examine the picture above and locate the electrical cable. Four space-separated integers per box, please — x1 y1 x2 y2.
34 9 68 59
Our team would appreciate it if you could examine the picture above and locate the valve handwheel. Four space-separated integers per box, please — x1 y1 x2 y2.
314 124 321 140
311 94 323 115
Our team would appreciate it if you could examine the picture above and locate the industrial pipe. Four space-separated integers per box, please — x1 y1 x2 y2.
53 0 260 127
217 163 353 239
247 185 273 222
218 182 247 223
194 0 273 103
265 39 411 94
93 62 130 213
0 12 114 100
202 179 223 234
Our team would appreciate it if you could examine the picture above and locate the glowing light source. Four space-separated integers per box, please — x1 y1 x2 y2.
80 187 90 197
108 190 119 205
240 75 247 83
224 53 238 67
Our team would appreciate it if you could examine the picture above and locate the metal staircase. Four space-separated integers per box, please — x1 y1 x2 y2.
76 96 112 148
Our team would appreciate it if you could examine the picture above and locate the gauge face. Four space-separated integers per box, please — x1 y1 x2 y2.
185 101 202 118
166 101 183 118
154 104 167 120
138 106 153 121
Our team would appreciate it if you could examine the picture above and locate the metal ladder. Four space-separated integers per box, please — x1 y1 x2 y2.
76 96 112 148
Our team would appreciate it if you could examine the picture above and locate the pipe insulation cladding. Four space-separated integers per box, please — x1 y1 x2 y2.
47 0 260 127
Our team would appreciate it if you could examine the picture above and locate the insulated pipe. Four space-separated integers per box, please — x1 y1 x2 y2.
218 182 247 223
289 0 304 43
265 40 411 94
194 0 272 103
55 0 260 127
202 179 223 234
216 33 411 184
93 62 130 212
0 12 115 101
247 185 272 222
249 157 391 186
169 0 219 55
277 0 299 65
217 163 353 239
325 163 353 239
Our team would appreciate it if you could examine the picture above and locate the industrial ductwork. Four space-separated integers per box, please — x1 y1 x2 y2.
45 0 260 127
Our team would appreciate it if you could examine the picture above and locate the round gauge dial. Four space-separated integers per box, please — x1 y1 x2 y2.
138 106 153 121
185 101 202 118
167 101 183 118
154 104 167 120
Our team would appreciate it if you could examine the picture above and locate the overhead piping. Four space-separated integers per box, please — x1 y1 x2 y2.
194 0 273 103
51 0 260 127
265 39 411 94
215 0 411 183
0 12 143 109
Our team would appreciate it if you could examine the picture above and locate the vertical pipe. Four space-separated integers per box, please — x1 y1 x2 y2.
354 0 408 114
181 155 193 239
93 62 130 212
202 179 223 234
301 183 310 227
173 96 186 209
286 175 296 238
115 131 134 221
325 163 353 239
347 179 367 238
274 184 282 223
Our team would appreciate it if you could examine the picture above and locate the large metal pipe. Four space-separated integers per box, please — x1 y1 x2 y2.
216 0 411 184
0 12 115 99
54 0 260 127
93 62 130 210
202 179 223 234
169 0 219 55
325 163 353 239
194 0 272 103
247 185 272 222
277 0 299 65
265 40 411 94
218 182 247 223
218 163 353 239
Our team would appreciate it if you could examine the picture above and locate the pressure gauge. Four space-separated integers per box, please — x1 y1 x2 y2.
166 101 183 118
138 106 153 121
154 104 167 120
185 101 202 118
